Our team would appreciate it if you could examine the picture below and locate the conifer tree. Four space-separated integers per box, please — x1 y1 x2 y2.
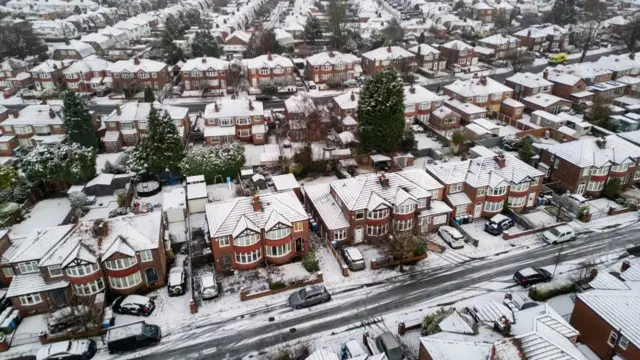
62 91 99 150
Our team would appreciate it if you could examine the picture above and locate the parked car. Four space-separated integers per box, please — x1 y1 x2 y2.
484 214 515 235
112 295 155 316
288 285 331 309
513 267 552 287
438 226 465 249
168 267 186 296
199 272 219 300
375 332 405 360
542 225 576 244
37 339 97 360
107 322 161 354
307 80 317 90
3 88 18 98
341 247 366 271
341 339 368 360
548 53 568 65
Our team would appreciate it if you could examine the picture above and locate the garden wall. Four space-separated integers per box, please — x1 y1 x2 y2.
502 222 567 240
240 273 323 301
370 253 427 270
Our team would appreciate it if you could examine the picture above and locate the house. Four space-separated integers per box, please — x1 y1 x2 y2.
1 212 167 315
180 56 229 91
63 57 112 93
109 57 170 91
505 72 554 101
404 85 445 125
553 63 615 86
332 91 359 120
31 20 80 41
272 173 301 198
304 169 451 245
202 98 266 146
79 33 116 55
439 40 478 70
472 2 497 22
444 77 513 112
444 99 486 123
587 80 627 103
361 46 417 75
528 110 566 129
499 98 526 121
283 93 327 142
0 105 68 149
113 21 141 41
538 135 640 196
544 69 589 102
225 30 252 46
101 102 189 151
596 54 640 79
52 40 96 60
522 93 572 114
429 106 461 131
244 53 295 88
617 76 640 97
476 34 520 61
514 25 567 52
98 26 130 48
205 192 310 272
426 151 544 218
30 60 70 91
0 59 29 90
304 51 361 84
407 44 446 72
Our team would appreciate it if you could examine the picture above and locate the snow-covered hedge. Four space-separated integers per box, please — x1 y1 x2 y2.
529 279 576 301
180 143 245 184
21 143 96 185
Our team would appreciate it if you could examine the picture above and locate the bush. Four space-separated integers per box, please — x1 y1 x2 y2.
421 308 455 335
0 202 19 219
413 243 427 257
528 280 576 301
302 251 320 273
268 342 311 360
268 281 287 290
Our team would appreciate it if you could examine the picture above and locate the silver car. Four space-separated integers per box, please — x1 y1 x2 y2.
199 273 219 300
288 285 331 309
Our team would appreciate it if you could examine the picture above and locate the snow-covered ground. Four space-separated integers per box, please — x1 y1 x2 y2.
415 133 444 151
95 152 124 174
10 198 71 236
81 195 119 221
451 220 543 259
522 208 558 228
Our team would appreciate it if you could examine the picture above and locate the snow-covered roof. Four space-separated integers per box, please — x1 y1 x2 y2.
404 85 444 106
205 191 307 237
285 93 317 114
333 91 359 110
596 54 640 73
540 134 640 168
502 98 524 108
53 40 95 58
473 46 494 56
440 40 474 51
204 126 235 137
419 338 493 360
203 98 264 118
243 53 294 70
109 57 167 73
589 272 630 290
431 106 455 119
303 183 350 230
506 72 553 88
407 43 440 56
427 153 543 187
30 60 70 73
445 99 485 115
544 68 582 86
306 51 360 66
445 77 513 98
472 2 494 9
5 273 68 298
103 102 187 124
342 115 357 126
306 349 340 360
523 93 569 108
362 46 415 61
550 63 613 82
225 30 252 43
0 58 28 72
63 57 112 74
187 182 207 200
163 187 186 211
2 104 64 126
180 56 229 72
478 34 519 46
80 33 116 49
272 173 299 191
8 225 75 264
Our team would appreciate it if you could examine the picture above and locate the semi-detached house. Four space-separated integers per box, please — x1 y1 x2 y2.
180 56 229 91
30 60 72 91
304 169 452 245
304 51 361 84
505 72 554 101
0 213 167 316
404 85 444 126
361 46 417 75
244 53 295 88
475 34 520 61
438 40 478 70
62 57 112 93
407 44 446 72
109 57 170 91
0 105 69 149
202 98 266 145
444 77 513 112
0 58 30 90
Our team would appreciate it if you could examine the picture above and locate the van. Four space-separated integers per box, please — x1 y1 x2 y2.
340 339 368 359
548 53 568 65
107 322 161 354
375 332 405 360
541 225 576 244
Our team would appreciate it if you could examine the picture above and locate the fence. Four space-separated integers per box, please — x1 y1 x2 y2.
8 332 40 347
449 219 478 247
505 209 534 230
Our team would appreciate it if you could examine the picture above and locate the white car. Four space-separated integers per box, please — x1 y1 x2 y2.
438 226 465 249
37 339 97 360
542 225 576 244
199 272 219 300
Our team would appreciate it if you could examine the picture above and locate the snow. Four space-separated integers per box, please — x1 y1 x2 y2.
415 133 443 151
546 293 576 320
81 196 119 221
96 153 124 174
11 198 72 236
523 209 558 228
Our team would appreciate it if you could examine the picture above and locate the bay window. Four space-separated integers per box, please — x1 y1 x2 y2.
109 271 142 289
368 208 390 219
394 218 414 231
634 170 640 180
611 163 629 172
484 201 502 212
219 118 233 126
590 167 609 176
104 257 137 270
234 233 260 246
475 95 488 103
66 263 99 277
487 186 507 196
266 243 291 257
508 196 526 208
510 182 529 192
235 249 261 264
236 117 250 125
367 223 388 236
334 229 347 241
72 278 105 296
19 293 42 306
266 227 291 240
587 180 605 191
394 203 415 214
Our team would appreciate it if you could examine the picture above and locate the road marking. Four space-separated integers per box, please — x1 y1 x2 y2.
202 347 217 354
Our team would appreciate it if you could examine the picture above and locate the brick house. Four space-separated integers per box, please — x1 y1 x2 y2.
444 77 513 112
63 57 112 93
505 72 554 101
304 169 451 245
98 26 130 48
202 98 266 146
552 63 614 86
595 54 640 79
244 53 295 89
475 34 520 61
101 102 189 151
499 98 525 121
472 2 497 22
205 192 309 273
0 105 68 149
544 69 590 102
1 213 167 316
439 40 478 70
617 76 640 97
224 30 252 46
332 91 359 120
30 60 71 91
444 99 486 124
109 57 170 91
407 44 446 72
361 46 417 75
284 93 327 142
404 85 445 126
538 135 640 196
587 81 627 103
180 56 229 91
52 40 96 60
429 106 461 131
304 51 361 84
0 59 29 90
79 33 116 56
426 151 544 218
514 25 567 52
521 93 572 114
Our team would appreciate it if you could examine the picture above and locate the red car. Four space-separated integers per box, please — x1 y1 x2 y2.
3 88 18 99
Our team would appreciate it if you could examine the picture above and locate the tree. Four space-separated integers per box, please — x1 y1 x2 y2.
0 23 46 60
326 0 349 49
191 30 220 57
451 130 468 155
453 0 465 11
602 178 622 199
73 5 82 15
550 0 577 26
418 32 426 44
619 16 640 60
128 106 184 174
400 130 416 153
367 32 386 50
494 12 510 29
22 144 96 186
226 60 245 94
259 81 278 96
518 137 535 162
574 0 607 63
185 8 202 28
165 43 184 65
380 231 428 272
143 87 155 102
506 50 534 73
303 16 323 44
180 143 245 183
62 91 99 150
382 19 404 45
153 0 168 10
245 30 285 57
0 165 16 189
357 68 405 153
587 96 612 124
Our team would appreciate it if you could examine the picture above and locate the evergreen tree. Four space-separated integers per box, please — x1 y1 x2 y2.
357 68 404 153
128 106 184 174
73 5 82 15
418 32 426 44
62 91 99 149
143 87 155 102
303 16 323 44
191 30 220 57
22 144 96 186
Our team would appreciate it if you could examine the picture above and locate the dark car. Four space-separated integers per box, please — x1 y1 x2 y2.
513 267 552 287
288 285 331 309
376 332 405 360
107 322 161 354
167 266 186 296
484 214 515 235
112 295 155 316
37 339 97 360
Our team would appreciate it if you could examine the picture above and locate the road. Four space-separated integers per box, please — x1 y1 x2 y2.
137 223 640 360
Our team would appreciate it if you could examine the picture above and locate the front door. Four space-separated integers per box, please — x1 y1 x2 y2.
48 289 67 307
577 182 586 195
221 254 232 271
145 268 158 286
295 238 303 252
354 227 364 243
474 203 482 218
527 193 536 207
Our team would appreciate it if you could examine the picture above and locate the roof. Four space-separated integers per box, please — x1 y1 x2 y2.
306 51 360 66
306 348 340 360
285 93 317 114
53 40 95 58
333 91 359 110
272 173 299 191
303 183 350 230
63 57 112 74
502 98 525 108
203 98 264 118
5 273 68 297
163 187 186 211
539 134 640 168
103 102 188 123
404 85 443 106
9 225 75 263
187 182 207 200
445 99 485 115
205 191 307 237
109 58 167 73
596 54 640 73
431 105 455 118
1 104 63 126
226 30 252 43
362 46 415 61
243 53 294 69
589 272 629 290
30 60 70 73
523 93 569 108
445 77 513 97
440 40 474 51
342 115 357 126
408 43 440 55
427 153 544 187
479 34 519 46
552 63 614 81
577 291 640 349
506 72 553 88
419 338 492 360
180 56 229 72
544 68 582 86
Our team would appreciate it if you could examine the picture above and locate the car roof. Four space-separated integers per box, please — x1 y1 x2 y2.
344 340 367 356
378 332 400 346
43 341 72 356
490 214 509 223
519 267 539 277
441 226 462 237
551 225 573 233
344 247 363 261
200 273 216 288
308 285 325 293
123 295 150 305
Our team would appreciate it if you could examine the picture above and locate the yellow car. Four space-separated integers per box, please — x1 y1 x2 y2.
548 53 568 65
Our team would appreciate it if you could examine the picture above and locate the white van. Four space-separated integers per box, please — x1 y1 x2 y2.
341 339 368 360
542 225 576 244
438 226 465 249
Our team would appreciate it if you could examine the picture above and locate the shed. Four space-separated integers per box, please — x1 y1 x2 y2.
393 153 415 169
186 175 205 184
252 173 267 190
187 181 208 213
272 173 301 198
369 154 392 170
84 173 131 197
163 188 186 223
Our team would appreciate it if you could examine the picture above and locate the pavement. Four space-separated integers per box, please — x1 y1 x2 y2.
135 222 640 360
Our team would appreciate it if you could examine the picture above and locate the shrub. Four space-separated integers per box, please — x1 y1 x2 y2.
413 243 427 257
528 280 576 301
268 342 311 360
268 281 287 290
302 251 320 273
0 202 19 219
421 308 455 335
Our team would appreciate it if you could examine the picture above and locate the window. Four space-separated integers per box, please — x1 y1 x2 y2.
48 265 63 277
418 102 431 110
611 163 629 172
458 58 467 65
72 278 105 296
235 249 262 264
487 186 507 196
634 170 640 180
418 198 427 208
206 70 218 77
456 205 467 215
587 180 605 191
367 208 390 219
266 227 291 240
218 235 230 246
191 70 202 77
219 118 233 126
532 177 540 186
334 229 347 241
508 196 526 207
450 183 463 193
121 72 133 79
294 222 304 232
581 167 591 177
259 68 270 75
39 72 51 79
236 117 250 125
14 126 31 135
590 166 609 176
475 95 488 103
138 121 147 130
109 271 142 289
138 72 150 79
511 182 529 192
608 331 619 347
405 105 415 113
619 336 629 350
238 129 250 137
266 243 291 257
234 233 260 246
395 203 415 214
19 293 42 306
273 68 284 74
394 218 414 231
18 261 38 274
66 263 99 277
484 201 502 212
367 224 389 238
120 122 133 130
321 65 332 71
477 187 486 196
65 73 77 79
491 93 502 101
355 210 365 220
553 158 560 169
3 126 12 133
104 257 137 270
3 267 14 277
139 250 153 262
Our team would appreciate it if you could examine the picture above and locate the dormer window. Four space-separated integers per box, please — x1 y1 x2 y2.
368 208 390 219
266 227 291 240
18 261 38 274
394 203 416 214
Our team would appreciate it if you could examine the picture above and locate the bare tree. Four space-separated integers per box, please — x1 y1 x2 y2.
574 0 608 63
226 60 246 95
326 0 349 49
47 293 104 334
380 231 429 272
506 49 535 73
619 16 640 60
570 259 598 285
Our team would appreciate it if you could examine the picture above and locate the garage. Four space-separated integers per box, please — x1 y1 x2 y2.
163 188 186 223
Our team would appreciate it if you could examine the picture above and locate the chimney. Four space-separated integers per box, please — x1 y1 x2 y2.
621 260 631 272
417 45 421 55
11 110 18 118
527 29 531 37
202 56 207 63
494 154 506 168
589 268 598 280
480 76 487 86
64 38 70 45
115 104 121 115
92 219 108 238
409 86 416 94
596 137 607 149
231 94 236 100
328 51 334 57
214 102 219 112
252 195 261 212
543 69 549 80
133 56 140 65
267 52 272 61
48 109 55 119
248 99 254 110
387 46 392 53
379 173 390 188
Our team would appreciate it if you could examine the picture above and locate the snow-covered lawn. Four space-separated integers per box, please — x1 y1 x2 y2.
415 133 444 151
11 198 71 236
206 182 237 201
453 220 544 259
569 210 639 233
522 208 558 228
95 152 124 174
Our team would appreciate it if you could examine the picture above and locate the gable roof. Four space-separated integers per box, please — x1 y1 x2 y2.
362 46 415 61
180 56 229 72
441 40 474 51
577 290 640 349
306 51 360 66
445 77 513 97
506 72 553 88
539 134 640 168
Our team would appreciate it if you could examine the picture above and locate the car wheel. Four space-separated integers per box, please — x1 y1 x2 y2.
295 305 302 309
552 241 558 245
570 237 576 242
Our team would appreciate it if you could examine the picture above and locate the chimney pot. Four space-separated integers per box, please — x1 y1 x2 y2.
249 99 253 110
214 103 219 112
252 194 261 212
409 86 416 94
48 109 55 119
202 56 206 63
267 52 272 61
11 110 18 118
494 154 506 168
543 69 549 80
350 92 355 101
387 46 392 53
622 260 631 272
133 56 140 65
115 104 121 115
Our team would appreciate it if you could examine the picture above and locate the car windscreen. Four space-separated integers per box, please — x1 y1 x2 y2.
143 325 157 337
549 227 562 236
299 289 307 299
